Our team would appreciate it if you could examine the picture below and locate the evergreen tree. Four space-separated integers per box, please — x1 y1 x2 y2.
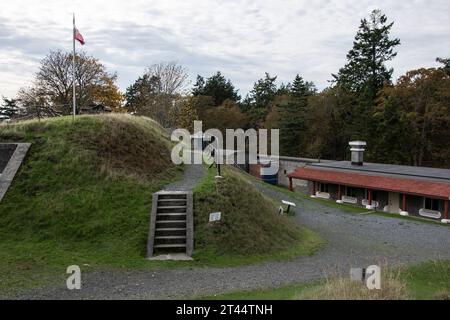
242 73 278 127
124 74 160 114
250 73 278 108
290 75 316 98
276 83 291 96
0 97 19 119
332 9 400 143
276 75 316 156
333 9 400 101
276 96 307 156
191 75 205 96
191 71 240 106
436 57 450 76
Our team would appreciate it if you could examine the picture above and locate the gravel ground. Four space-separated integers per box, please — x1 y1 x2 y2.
163 164 206 191
12 175 450 299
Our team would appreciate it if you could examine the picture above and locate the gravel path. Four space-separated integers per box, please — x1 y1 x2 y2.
163 164 206 191
13 176 450 299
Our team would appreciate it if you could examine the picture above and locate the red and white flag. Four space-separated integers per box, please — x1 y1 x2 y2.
74 28 85 45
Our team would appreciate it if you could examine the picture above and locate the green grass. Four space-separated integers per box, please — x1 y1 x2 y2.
197 260 450 300
199 281 323 300
191 166 325 267
402 260 450 299
307 196 372 213
0 115 185 296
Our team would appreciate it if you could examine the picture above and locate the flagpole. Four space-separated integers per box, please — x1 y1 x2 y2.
72 13 76 119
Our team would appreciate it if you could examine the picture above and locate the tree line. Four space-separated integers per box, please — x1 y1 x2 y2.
1 9 449 167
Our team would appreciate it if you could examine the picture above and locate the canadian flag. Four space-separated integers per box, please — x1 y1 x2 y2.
74 28 85 45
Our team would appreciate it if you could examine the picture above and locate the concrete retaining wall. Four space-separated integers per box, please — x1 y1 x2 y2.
0 143 31 202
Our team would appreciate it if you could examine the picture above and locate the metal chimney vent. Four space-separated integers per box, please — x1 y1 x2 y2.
349 141 366 166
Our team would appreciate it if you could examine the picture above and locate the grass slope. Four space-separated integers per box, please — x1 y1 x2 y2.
0 115 182 295
192 166 325 266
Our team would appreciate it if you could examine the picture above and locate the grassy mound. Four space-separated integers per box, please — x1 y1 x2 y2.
193 166 324 266
0 115 181 294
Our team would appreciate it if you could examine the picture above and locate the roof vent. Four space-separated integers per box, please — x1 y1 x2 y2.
349 141 366 166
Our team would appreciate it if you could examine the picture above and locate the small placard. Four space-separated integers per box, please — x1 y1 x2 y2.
209 212 221 222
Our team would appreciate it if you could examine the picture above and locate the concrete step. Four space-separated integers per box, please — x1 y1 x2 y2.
156 213 186 221
156 220 186 224
157 200 187 207
156 228 186 231
155 228 186 237
155 221 186 229
154 243 186 249
157 205 186 210
155 236 186 240
157 212 186 216
148 191 193 258
155 240 186 245
158 199 187 203
157 207 187 214
158 194 187 200
155 236 186 245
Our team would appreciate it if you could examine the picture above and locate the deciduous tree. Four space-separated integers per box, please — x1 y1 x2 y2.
18 50 122 116
373 68 450 167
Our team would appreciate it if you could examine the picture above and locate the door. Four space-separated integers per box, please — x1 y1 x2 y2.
388 192 399 213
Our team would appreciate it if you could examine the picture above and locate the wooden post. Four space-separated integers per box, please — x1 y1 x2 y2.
402 194 407 211
338 185 341 200
312 181 316 196
445 200 449 220
368 189 372 205
288 177 293 191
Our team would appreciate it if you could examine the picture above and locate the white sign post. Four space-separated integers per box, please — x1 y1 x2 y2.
281 200 296 214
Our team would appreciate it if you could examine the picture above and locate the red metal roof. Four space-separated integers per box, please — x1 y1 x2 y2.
288 167 450 199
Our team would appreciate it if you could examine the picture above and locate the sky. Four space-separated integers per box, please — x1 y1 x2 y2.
0 0 449 98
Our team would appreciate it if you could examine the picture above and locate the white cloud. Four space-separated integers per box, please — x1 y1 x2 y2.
0 0 449 98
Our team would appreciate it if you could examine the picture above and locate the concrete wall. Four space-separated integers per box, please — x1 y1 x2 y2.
0 143 31 202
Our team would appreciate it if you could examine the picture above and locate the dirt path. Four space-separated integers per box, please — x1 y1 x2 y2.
13 174 450 299
163 164 206 191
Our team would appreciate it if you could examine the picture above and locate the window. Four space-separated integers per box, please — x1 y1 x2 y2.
424 198 440 211
346 187 356 198
319 183 329 193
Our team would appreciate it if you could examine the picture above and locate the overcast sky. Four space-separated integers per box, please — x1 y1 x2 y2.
0 0 449 98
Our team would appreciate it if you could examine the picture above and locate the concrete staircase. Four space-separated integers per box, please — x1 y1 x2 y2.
147 191 193 258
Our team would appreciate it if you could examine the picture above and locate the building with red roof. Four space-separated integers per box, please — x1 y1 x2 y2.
288 141 450 223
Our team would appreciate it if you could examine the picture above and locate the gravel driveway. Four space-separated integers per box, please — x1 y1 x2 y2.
12 175 450 299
